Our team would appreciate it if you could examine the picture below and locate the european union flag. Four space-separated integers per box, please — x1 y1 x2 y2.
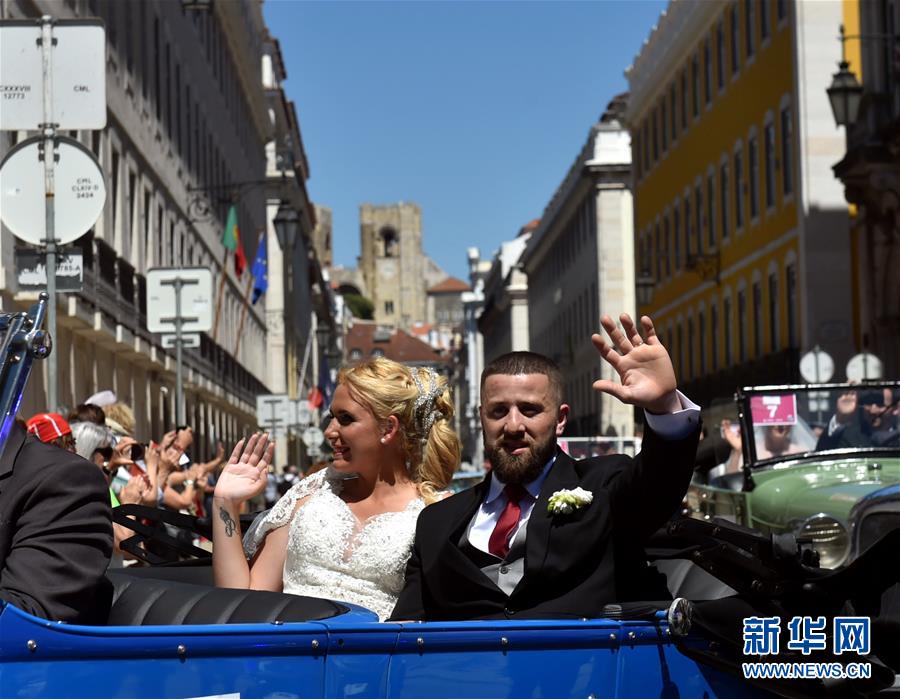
251 233 268 304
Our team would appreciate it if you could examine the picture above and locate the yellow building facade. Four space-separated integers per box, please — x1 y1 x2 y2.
626 0 859 407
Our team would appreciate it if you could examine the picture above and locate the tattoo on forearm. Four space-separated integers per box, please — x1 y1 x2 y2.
219 506 236 537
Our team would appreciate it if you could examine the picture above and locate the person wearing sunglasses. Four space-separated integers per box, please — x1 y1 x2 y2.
70 422 151 567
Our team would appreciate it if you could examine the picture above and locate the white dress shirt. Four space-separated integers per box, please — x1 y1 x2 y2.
469 390 701 556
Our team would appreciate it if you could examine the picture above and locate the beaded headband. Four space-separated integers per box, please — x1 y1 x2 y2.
412 367 443 442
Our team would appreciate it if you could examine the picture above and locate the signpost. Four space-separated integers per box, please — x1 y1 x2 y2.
800 346 835 424
846 352 883 382
254 396 315 442
162 334 200 350
256 394 290 439
0 19 107 130
0 16 106 411
302 426 325 454
292 400 313 431
15 248 83 292
799 346 834 384
147 268 213 426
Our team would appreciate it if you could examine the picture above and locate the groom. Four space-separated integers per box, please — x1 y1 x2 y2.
390 313 701 620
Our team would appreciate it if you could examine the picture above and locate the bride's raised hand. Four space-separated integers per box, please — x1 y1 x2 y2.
213 433 275 504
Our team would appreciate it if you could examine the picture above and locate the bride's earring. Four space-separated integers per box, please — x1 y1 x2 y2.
380 436 387 444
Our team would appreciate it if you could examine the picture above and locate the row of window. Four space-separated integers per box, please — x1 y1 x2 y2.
638 101 794 282
66 330 251 460
634 0 788 181
436 308 465 324
85 0 262 229
663 258 798 382
564 368 603 435
349 348 386 361
85 126 267 374
545 196 597 280
532 282 599 369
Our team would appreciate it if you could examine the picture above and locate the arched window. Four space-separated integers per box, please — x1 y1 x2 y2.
380 227 398 257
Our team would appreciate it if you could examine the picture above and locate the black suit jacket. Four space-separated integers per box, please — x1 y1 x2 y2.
0 422 113 624
391 426 699 620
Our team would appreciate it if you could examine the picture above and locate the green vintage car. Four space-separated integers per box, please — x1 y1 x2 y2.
688 381 900 569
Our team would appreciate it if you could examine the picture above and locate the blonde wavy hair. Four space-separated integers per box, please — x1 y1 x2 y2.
104 402 136 437
338 358 460 504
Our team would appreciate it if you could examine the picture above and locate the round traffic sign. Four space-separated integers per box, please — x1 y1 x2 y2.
295 402 312 429
799 349 834 383
846 353 883 382
0 135 106 246
302 426 324 449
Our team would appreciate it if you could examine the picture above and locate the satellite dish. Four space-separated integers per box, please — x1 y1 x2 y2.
0 135 106 246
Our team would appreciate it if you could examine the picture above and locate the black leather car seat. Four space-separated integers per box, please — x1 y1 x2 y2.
106 572 349 626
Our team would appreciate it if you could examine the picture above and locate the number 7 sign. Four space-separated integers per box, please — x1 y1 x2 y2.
750 394 798 425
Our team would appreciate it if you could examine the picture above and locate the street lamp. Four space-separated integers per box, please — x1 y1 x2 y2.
826 25 864 127
273 203 299 250
827 65 863 127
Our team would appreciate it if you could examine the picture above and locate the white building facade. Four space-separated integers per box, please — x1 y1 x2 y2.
521 98 636 438
0 0 320 462
477 228 534 365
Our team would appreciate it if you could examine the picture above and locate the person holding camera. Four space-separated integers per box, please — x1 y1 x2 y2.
817 389 900 450
70 421 152 567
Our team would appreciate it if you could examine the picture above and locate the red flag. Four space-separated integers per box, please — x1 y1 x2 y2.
234 232 247 277
308 386 323 409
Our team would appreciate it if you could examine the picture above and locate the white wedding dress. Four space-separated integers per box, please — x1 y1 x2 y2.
243 468 425 620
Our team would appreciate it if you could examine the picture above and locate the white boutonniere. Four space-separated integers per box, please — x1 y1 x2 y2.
547 487 593 516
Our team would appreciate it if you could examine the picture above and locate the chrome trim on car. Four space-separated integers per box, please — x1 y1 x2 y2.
793 513 850 569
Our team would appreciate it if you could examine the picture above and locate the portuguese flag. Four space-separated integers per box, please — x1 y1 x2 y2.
222 204 247 277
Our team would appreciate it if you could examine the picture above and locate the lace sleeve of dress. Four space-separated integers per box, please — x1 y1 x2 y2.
242 469 327 558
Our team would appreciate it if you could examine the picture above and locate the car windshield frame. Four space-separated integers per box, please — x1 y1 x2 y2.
736 380 900 475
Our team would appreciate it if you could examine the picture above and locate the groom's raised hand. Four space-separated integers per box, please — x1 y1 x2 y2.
591 313 680 415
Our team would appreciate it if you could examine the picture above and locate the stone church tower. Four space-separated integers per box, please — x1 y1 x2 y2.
359 203 428 329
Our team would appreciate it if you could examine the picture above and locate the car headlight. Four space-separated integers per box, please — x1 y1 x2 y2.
795 514 850 569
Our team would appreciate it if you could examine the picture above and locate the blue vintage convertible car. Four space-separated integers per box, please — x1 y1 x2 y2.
4 515 900 699
0 579 754 699
2 299 899 699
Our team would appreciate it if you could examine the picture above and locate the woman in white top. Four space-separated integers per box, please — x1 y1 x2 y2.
212 358 460 619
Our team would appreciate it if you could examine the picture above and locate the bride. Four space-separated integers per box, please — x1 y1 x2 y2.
212 358 460 619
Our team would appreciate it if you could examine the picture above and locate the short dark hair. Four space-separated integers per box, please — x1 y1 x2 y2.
68 403 106 426
481 351 563 403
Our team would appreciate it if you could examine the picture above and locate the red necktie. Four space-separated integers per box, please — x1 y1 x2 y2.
488 483 529 559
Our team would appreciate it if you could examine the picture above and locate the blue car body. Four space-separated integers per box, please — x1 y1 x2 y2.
0 597 775 699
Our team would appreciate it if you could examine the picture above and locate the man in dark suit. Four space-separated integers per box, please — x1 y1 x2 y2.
391 314 700 620
0 420 113 624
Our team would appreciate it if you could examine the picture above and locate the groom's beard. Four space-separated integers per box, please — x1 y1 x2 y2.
484 431 557 486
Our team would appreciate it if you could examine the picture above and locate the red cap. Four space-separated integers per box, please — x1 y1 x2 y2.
26 412 73 443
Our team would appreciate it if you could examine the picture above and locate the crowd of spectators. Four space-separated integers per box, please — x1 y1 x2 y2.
11 390 331 583
22 391 227 566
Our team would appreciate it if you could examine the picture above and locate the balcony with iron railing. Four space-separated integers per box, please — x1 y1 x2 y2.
71 231 267 404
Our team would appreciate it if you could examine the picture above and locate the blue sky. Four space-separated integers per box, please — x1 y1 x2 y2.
264 0 668 281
